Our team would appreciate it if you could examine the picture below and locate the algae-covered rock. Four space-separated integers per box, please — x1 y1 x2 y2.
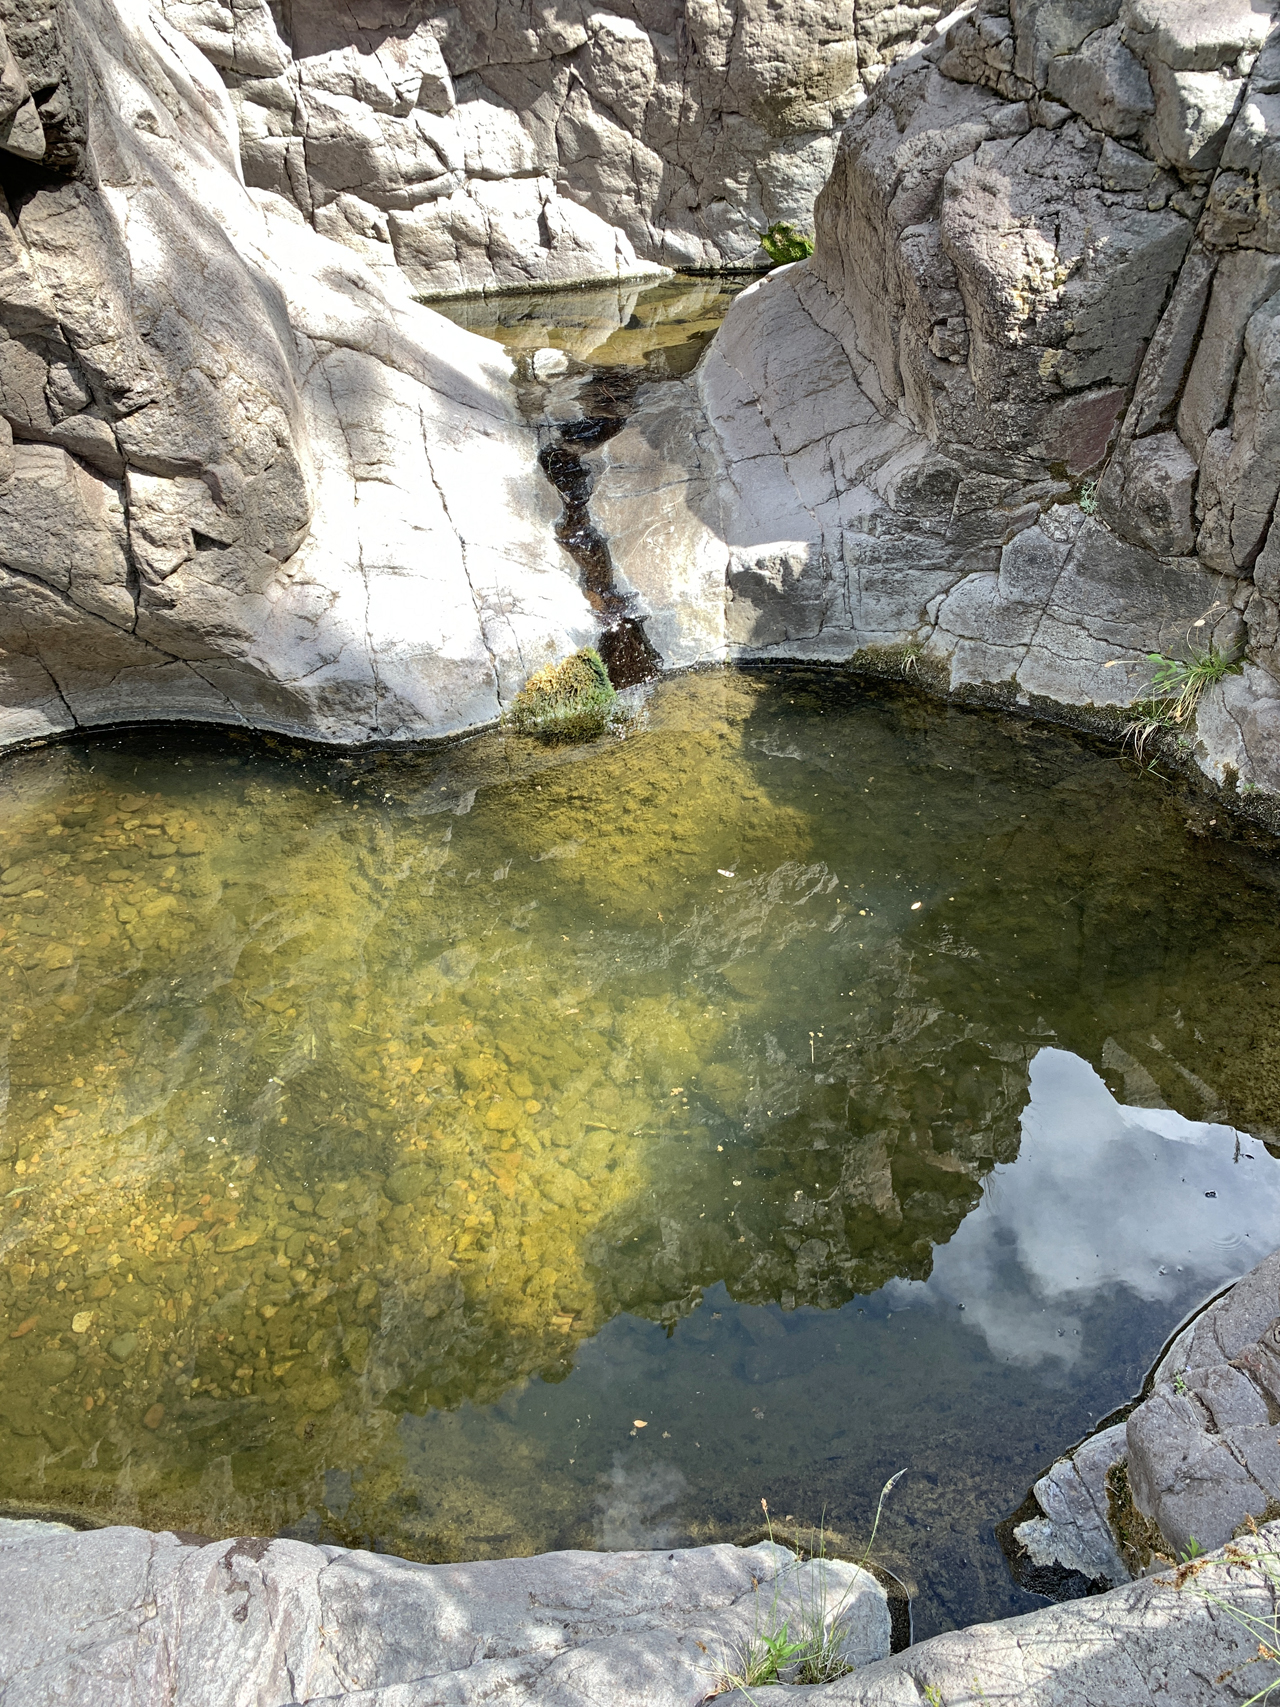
508 649 618 743
386 1163 432 1205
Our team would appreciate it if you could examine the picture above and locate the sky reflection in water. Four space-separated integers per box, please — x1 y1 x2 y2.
3 673 1280 1638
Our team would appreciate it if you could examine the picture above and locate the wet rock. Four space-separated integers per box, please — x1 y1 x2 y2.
1012 1423 1131 1591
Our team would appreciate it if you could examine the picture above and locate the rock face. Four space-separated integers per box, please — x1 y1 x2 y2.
1127 1246 1280 1560
7 0 1280 778
725 1522 1280 1706
5 1514 1280 1706
0 0 596 751
588 0 1280 800
1009 1244 1280 1599
0 1526 891 1705
156 0 946 297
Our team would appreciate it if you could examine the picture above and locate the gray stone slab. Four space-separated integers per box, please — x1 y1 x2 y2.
0 1528 889 1706
717 1521 1280 1704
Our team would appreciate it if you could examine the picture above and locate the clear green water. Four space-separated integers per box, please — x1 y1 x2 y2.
432 273 748 379
4 670 1280 1635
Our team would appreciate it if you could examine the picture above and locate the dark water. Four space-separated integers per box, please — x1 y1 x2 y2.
3 670 1280 1636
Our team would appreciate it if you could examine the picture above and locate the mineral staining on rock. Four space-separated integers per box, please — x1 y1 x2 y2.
163 0 945 296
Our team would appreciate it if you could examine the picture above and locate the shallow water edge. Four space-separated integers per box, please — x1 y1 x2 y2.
1 656 1274 840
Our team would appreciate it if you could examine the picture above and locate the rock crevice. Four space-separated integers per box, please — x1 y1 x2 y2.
587 0 1280 800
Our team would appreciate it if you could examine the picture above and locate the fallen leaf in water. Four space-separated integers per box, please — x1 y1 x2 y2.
9 1316 38 1338
633 1418 647 1428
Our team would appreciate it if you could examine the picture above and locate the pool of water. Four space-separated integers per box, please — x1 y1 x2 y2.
432 274 749 379
3 670 1280 1635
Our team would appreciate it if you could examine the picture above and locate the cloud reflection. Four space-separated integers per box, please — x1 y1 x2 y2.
887 1048 1280 1365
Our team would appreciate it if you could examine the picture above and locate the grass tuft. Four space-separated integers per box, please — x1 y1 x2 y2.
1178 1528 1280 1705
506 648 618 743
712 1473 905 1697
1124 640 1243 762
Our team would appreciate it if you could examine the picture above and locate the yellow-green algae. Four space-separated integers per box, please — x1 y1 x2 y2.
507 647 618 741
2 670 1280 1566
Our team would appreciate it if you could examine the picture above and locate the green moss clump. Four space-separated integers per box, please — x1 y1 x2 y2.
507 648 618 742
760 222 815 266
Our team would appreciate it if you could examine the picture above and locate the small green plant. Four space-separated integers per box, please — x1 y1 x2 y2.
759 221 815 266
1173 1369 1189 1397
923 1687 945 1707
506 647 618 742
1124 636 1244 762
1077 479 1098 515
1179 1534 1207 1562
714 1474 905 1696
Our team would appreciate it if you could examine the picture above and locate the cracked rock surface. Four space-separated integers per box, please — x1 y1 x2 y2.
157 0 947 297
1008 1243 1280 1607
0 1527 890 1705
5 1513 1280 1704
588 0 1280 801
0 0 596 751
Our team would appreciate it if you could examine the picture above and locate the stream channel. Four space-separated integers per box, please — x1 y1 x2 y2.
3 280 1280 1639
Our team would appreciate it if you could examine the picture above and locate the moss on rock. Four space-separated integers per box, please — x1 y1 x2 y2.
508 648 617 742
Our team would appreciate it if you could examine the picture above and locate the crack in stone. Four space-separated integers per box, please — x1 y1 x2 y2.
418 399 503 709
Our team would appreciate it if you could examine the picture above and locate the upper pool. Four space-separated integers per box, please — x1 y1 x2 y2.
3 669 1280 1637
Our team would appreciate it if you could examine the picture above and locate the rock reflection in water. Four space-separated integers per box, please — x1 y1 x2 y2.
897 1049 1280 1367
434 275 747 379
1 671 1280 1622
